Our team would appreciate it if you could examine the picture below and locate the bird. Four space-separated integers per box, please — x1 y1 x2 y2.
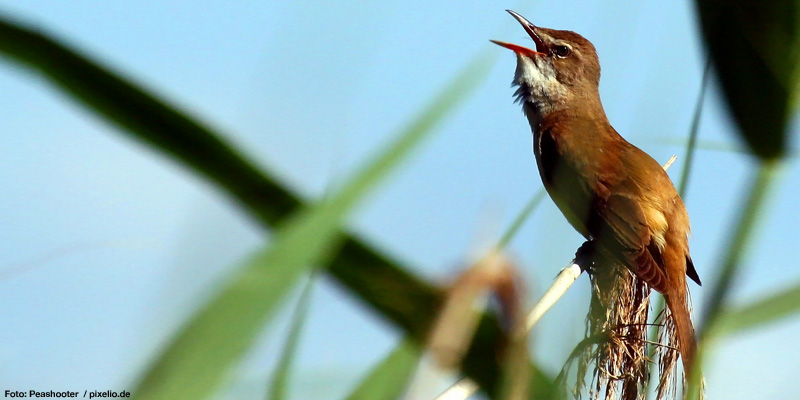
491 10 702 373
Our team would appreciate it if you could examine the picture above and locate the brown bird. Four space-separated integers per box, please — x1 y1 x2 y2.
492 10 702 372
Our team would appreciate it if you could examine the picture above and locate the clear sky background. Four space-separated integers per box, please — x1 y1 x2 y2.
1 1 798 399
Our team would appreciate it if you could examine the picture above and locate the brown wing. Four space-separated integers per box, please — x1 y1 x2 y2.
536 124 670 292
593 191 670 293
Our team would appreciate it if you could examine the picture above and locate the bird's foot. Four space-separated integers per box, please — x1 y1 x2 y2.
575 240 597 273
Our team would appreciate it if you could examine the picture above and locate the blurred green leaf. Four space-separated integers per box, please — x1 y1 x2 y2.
0 12 552 397
678 60 711 197
529 368 559 400
695 0 800 159
343 339 420 400
655 137 750 155
267 274 316 400
715 281 800 335
130 45 495 400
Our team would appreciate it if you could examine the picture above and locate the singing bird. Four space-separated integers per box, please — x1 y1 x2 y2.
492 10 702 371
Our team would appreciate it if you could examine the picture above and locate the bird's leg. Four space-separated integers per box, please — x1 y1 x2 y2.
574 240 598 273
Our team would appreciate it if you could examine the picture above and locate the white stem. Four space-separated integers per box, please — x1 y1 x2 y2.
433 378 479 400
663 154 678 171
525 263 583 331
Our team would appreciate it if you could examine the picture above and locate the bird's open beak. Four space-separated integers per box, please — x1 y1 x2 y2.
491 10 547 57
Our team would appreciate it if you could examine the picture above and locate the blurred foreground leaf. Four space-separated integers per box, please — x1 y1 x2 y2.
715 281 800 335
343 339 420 400
267 274 316 400
695 0 800 159
128 44 494 400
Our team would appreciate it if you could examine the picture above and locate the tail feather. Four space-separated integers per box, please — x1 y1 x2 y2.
665 291 697 374
686 255 702 286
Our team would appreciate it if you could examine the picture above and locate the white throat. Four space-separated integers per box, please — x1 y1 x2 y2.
512 55 566 116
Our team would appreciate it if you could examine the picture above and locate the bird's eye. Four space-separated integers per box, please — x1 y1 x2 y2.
554 45 571 58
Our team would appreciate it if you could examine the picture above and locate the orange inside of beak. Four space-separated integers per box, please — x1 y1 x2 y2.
490 40 545 57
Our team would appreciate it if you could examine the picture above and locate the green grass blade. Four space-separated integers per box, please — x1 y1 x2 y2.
715 281 800 336
654 137 750 155
267 274 316 400
131 203 334 399
677 59 711 198
342 339 420 400
131 47 497 400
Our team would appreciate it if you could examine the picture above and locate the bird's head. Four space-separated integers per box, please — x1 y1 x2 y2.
492 10 602 116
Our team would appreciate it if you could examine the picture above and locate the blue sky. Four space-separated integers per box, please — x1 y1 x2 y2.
0 1 798 399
